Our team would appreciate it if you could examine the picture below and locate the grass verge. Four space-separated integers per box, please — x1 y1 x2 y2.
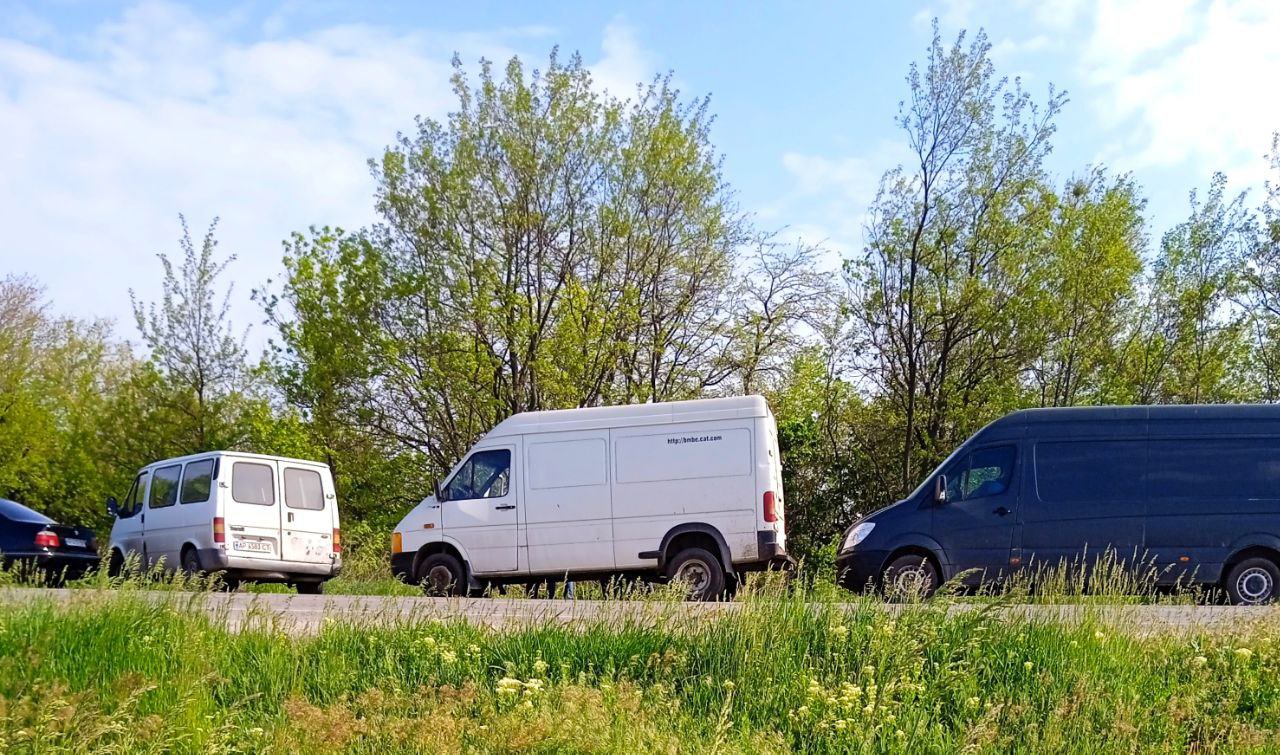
2 588 1279 753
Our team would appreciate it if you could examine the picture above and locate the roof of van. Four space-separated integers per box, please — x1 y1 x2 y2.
992 404 1280 427
484 395 771 438
141 450 330 469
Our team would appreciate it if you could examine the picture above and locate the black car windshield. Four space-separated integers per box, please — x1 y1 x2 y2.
0 498 54 524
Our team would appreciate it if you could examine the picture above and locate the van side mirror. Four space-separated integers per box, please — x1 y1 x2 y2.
434 479 446 503
105 497 119 517
933 476 948 505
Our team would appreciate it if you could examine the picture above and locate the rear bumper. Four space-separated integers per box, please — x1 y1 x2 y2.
2 551 100 579
197 548 341 581
735 529 796 572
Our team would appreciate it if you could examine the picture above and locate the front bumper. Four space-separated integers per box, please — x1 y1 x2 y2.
835 548 888 592
390 551 415 582
197 548 341 581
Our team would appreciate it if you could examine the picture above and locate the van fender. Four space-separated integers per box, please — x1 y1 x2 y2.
642 523 737 576
881 534 950 577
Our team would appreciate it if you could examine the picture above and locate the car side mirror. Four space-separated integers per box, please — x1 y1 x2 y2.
434 479 446 503
934 476 948 505
106 497 119 517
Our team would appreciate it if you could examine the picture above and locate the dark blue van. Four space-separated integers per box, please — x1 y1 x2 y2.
835 405 1280 604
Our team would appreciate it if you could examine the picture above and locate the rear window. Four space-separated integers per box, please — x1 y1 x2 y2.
232 462 275 505
149 465 182 508
284 468 325 510
1035 441 1145 503
180 459 215 504
0 498 53 524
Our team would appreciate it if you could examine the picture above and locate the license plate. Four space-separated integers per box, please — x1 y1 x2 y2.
65 538 87 548
233 539 273 553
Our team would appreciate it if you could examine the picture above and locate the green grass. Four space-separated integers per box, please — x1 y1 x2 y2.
2 584 1279 753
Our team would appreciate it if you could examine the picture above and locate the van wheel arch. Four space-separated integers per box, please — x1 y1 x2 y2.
658 525 735 577
1224 545 1280 573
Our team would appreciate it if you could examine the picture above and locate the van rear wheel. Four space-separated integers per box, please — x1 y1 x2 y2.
1225 557 1280 605
666 547 726 601
294 581 324 595
418 553 466 597
180 547 202 578
882 555 939 602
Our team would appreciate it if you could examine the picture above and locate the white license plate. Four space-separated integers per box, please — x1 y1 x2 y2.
232 539 273 553
65 538 87 548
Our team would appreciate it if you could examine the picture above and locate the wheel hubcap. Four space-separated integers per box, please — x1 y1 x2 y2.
427 565 454 592
676 560 711 593
1236 567 1274 603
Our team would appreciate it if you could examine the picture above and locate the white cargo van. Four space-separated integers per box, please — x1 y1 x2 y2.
389 395 791 600
107 451 342 593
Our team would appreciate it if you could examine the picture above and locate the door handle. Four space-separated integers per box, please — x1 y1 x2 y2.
993 506 1011 517
288 512 294 523
494 504 516 510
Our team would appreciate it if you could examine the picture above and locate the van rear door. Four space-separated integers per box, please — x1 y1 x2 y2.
225 458 285 560
279 463 334 563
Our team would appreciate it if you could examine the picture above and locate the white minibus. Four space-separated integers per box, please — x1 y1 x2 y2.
107 451 342 592
390 395 791 600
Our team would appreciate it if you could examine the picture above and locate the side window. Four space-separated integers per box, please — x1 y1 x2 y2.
964 446 1016 499
181 459 215 504
284 468 325 510
444 449 511 501
232 462 275 505
149 465 182 508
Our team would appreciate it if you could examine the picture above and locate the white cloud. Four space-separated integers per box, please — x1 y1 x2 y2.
1077 0 1280 185
589 18 660 98
0 2 658 348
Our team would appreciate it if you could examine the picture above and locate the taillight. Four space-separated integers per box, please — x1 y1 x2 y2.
35 530 60 548
763 491 779 523
332 528 342 553
390 531 402 554
213 517 225 544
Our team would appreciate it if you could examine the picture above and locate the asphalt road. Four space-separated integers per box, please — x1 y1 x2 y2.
4 588 1279 636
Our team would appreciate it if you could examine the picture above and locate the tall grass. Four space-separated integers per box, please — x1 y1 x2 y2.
2 582 1279 753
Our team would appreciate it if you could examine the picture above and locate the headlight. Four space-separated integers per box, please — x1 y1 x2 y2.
841 522 875 551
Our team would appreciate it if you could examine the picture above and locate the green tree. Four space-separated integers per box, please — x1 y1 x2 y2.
847 23 1065 494
131 216 252 451
1149 173 1254 403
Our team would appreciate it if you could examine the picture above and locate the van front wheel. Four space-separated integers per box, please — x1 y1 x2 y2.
418 553 466 597
1225 557 1280 605
666 547 726 601
882 555 939 602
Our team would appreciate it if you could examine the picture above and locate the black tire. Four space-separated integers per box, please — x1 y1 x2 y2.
180 546 202 577
1224 557 1280 605
295 581 324 595
108 549 125 578
418 553 467 596
882 554 940 601
665 547 727 601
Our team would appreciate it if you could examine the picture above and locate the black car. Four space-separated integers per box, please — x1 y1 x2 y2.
0 498 101 583
836 405 1280 605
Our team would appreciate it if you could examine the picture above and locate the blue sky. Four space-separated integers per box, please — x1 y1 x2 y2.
3 0 1279 349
